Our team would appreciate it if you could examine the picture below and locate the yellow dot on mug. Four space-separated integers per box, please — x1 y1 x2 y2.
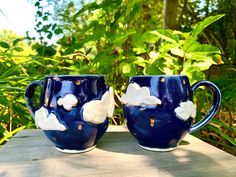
78 124 83 130
75 80 81 85
160 77 165 82
45 97 49 106
183 79 186 84
150 117 155 127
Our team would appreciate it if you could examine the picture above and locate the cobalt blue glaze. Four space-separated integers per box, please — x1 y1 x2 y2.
123 75 221 150
25 75 109 152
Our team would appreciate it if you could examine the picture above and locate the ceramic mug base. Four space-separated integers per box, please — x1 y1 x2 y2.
55 145 96 154
138 144 177 152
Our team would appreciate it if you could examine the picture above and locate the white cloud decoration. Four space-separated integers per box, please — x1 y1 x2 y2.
121 83 161 106
57 94 78 111
82 87 115 124
35 107 67 131
174 100 196 121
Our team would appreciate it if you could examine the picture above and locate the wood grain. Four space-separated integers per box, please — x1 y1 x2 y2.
0 126 235 177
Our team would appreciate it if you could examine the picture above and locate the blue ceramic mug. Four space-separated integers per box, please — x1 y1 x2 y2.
121 75 221 151
25 75 114 153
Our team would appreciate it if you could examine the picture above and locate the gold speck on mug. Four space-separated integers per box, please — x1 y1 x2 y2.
78 124 83 130
150 117 155 127
75 80 81 85
160 77 165 82
45 97 49 106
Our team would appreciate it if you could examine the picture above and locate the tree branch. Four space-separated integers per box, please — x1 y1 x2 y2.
163 0 179 29
177 0 188 29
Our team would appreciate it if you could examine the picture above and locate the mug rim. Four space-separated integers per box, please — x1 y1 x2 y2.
130 75 187 78
45 74 105 78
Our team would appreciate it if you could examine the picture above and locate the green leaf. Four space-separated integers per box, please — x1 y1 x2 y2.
43 15 48 21
191 14 225 39
47 32 53 39
0 91 8 105
170 48 184 57
149 51 159 60
0 126 25 145
133 57 148 67
99 0 122 12
181 66 205 83
150 29 179 44
132 31 160 50
54 28 63 35
13 38 24 46
36 21 42 28
184 14 225 50
208 125 236 146
52 24 57 31
187 43 221 54
143 62 163 75
0 42 10 49
93 24 106 39
120 63 131 74
63 47 75 55
37 11 42 17
142 31 160 43
186 43 221 62
191 60 213 71
13 47 24 52
108 32 130 46
211 119 233 132
39 24 52 32
34 2 40 7
73 2 99 19
133 45 146 54
0 124 6 135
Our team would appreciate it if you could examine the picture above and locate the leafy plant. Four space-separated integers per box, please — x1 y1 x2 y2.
193 67 236 155
0 0 235 156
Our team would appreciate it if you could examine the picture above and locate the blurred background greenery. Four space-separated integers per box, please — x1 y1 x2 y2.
0 0 235 155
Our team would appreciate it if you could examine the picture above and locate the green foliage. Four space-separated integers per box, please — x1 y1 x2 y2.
144 14 224 83
0 30 77 144
208 68 236 154
0 0 235 155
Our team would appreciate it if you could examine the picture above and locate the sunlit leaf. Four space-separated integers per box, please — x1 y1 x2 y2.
170 48 184 57
120 63 131 74
191 14 225 39
54 28 63 35
0 42 10 49
13 47 24 52
13 38 24 46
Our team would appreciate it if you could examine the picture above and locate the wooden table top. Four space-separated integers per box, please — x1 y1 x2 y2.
0 126 235 177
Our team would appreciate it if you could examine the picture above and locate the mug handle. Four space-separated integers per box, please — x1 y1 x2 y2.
25 80 44 116
189 81 221 133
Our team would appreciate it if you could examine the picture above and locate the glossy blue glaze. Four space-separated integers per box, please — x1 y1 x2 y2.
25 75 109 152
190 80 221 133
123 75 221 150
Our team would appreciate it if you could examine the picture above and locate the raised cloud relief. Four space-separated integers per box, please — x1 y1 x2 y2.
35 107 67 131
174 100 196 121
82 87 115 124
121 83 161 106
57 94 78 111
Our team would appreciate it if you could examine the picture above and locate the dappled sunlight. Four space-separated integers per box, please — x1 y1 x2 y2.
171 149 191 163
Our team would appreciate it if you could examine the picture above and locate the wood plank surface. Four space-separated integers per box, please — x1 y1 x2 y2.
0 126 235 177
